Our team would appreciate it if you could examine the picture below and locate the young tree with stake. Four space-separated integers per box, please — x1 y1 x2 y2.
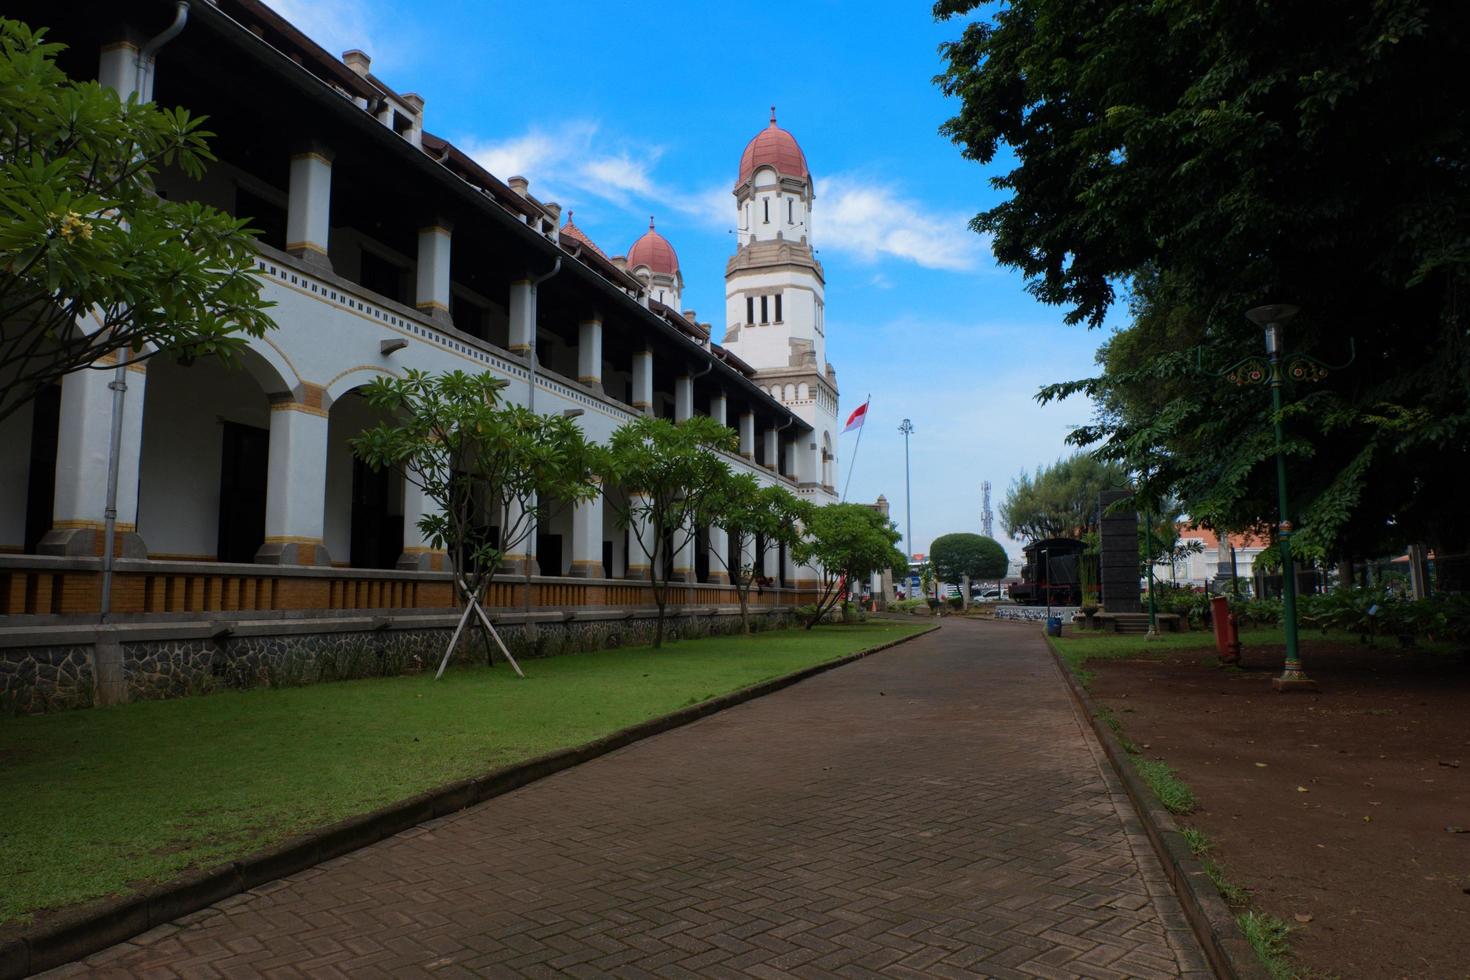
795 503 906 629
351 369 600 677
702 472 811 634
600 416 734 648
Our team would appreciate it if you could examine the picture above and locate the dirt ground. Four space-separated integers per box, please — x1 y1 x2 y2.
1084 639 1470 979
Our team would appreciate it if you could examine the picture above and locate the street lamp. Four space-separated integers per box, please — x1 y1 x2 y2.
898 417 914 568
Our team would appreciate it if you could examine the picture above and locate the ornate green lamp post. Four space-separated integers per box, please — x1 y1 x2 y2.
1215 304 1353 692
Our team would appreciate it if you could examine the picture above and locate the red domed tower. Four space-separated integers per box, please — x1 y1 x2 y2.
625 216 682 309
722 109 838 496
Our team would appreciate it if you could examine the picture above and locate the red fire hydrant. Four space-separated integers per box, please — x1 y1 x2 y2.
1210 595 1241 664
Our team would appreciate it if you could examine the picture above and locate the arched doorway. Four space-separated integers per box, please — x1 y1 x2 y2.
324 388 404 570
136 351 279 562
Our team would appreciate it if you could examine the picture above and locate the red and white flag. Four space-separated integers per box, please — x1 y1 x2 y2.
843 400 869 433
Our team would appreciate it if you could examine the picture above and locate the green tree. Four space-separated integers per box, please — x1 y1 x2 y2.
1000 454 1128 543
0 18 273 423
934 0 1470 560
794 503 906 629
351 370 601 675
930 532 1008 608
601 415 735 648
703 473 811 635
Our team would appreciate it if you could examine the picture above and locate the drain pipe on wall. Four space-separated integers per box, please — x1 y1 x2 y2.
522 256 561 632
100 1 190 621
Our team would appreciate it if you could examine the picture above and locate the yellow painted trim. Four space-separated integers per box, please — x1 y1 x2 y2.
577 375 601 384
285 241 329 256
269 401 328 417
418 225 451 237
415 300 449 312
263 535 324 545
290 152 333 166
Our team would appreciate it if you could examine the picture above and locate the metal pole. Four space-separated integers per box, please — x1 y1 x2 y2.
1269 347 1311 689
898 419 914 561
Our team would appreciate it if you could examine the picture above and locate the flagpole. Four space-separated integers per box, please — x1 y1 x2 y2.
840 394 870 502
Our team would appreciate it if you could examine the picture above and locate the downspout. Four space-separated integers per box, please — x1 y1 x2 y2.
100 1 190 621
522 256 561 629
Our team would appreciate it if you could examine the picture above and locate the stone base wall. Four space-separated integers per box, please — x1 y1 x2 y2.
1 608 795 713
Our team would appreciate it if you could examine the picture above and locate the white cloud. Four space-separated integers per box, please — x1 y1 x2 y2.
260 0 400 71
815 175 989 272
460 122 684 221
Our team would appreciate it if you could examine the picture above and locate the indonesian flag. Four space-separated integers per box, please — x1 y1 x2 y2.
843 400 869 432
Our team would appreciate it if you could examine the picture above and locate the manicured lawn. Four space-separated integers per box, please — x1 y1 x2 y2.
0 623 926 925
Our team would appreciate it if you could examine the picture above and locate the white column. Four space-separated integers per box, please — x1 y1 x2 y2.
578 317 603 392
501 494 538 575
625 494 658 580
763 426 779 470
740 532 757 583
40 358 148 557
415 224 452 323
398 478 445 571
286 150 333 268
782 543 797 586
672 518 695 583
783 439 798 478
738 412 755 459
762 539 780 583
707 526 730 585
508 279 534 358
98 41 139 96
569 484 605 578
631 349 654 414
257 397 330 565
674 375 693 422
709 390 728 427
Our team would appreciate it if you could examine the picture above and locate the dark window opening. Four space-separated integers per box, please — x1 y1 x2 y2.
349 457 402 570
358 249 407 305
695 527 710 584
536 533 563 577
217 421 269 563
452 293 487 338
787 199 793 223
763 198 769 223
23 384 60 554
602 539 614 579
746 296 754 324
760 296 769 324
774 293 783 322
234 187 287 251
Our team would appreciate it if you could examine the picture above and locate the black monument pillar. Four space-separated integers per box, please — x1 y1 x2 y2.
1099 490 1142 613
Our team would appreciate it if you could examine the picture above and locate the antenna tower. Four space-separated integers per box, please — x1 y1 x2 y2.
981 480 994 538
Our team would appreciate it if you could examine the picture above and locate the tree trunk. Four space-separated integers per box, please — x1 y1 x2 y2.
737 580 751 635
649 563 666 648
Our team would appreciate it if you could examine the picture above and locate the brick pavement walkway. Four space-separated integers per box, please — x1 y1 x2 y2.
51 620 1212 979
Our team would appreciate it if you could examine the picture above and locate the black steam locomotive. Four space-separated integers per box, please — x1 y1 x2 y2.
1009 537 1087 606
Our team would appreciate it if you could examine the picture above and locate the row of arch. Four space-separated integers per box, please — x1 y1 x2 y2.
766 381 811 403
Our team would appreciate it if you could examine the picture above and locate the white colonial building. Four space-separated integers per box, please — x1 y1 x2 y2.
0 0 843 687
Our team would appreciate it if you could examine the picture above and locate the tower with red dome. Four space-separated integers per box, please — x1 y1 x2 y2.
721 109 839 496
625 216 683 311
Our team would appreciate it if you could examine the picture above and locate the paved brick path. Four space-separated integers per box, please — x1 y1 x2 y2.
52 620 1211 979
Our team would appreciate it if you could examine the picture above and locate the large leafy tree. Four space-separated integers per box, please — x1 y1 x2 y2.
351 370 601 671
0 18 273 423
601 415 735 648
703 472 811 635
935 0 1470 561
795 503 906 629
930 532 1007 607
1000 454 1128 543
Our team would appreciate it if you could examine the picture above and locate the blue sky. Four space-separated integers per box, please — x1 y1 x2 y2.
267 0 1114 560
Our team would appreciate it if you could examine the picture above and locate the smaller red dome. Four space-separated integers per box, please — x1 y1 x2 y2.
560 211 606 258
627 216 679 276
737 107 809 188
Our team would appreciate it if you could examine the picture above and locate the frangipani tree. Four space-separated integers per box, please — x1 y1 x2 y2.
0 18 273 423
351 369 600 676
601 415 735 648
795 502 906 629
702 472 811 634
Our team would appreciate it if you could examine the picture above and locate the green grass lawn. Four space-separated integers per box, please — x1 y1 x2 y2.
0 623 926 925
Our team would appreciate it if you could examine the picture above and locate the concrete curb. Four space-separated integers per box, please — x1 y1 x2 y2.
0 624 939 979
1044 634 1270 980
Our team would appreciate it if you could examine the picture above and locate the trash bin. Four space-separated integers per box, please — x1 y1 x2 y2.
1045 616 1062 637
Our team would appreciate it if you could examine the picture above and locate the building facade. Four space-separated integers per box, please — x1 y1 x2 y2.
0 0 843 708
